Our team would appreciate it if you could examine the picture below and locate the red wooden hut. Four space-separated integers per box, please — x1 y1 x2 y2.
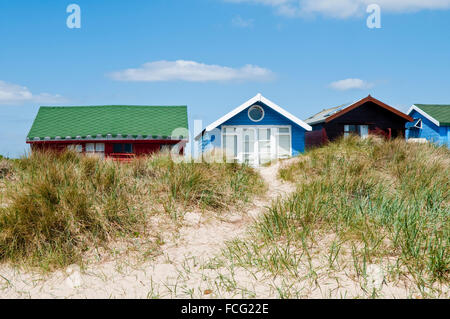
27 105 189 161
304 95 413 148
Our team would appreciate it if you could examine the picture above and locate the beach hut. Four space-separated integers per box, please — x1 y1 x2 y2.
195 94 312 166
304 95 412 148
27 105 189 161
406 104 450 147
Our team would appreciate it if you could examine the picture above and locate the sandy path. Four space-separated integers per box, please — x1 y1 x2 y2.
0 161 295 299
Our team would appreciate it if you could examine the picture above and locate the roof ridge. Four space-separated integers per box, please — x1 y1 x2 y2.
200 93 311 135
414 104 450 106
409 104 450 126
39 105 187 108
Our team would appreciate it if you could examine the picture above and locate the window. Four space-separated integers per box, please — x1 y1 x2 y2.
344 125 369 138
344 125 358 137
86 143 105 158
221 126 291 166
223 128 238 161
413 119 422 129
68 144 82 153
359 125 369 139
86 143 95 153
248 105 265 122
277 128 291 158
258 128 271 165
242 128 255 164
95 143 105 152
124 144 133 153
113 143 133 154
224 135 238 158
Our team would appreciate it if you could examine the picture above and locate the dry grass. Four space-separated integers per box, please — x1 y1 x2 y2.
0 159 13 179
0 150 264 270
221 137 449 297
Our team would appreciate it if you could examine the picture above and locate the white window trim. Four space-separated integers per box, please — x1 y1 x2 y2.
276 128 292 159
344 125 369 138
222 128 239 161
344 125 353 138
242 128 257 165
413 118 423 129
258 127 272 165
86 143 105 154
359 125 369 139
407 105 440 127
221 125 292 164
248 105 265 123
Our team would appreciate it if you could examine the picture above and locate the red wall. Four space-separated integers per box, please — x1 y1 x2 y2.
29 140 186 157
305 129 328 149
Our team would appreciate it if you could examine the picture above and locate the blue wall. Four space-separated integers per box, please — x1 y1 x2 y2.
201 102 307 156
406 110 449 147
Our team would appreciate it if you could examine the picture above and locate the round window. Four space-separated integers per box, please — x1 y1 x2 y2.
248 105 264 122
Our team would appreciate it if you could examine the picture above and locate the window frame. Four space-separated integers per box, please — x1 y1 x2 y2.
85 143 105 158
413 119 423 129
276 127 292 159
68 144 83 153
248 105 265 123
113 143 134 154
344 125 358 137
221 125 292 165
223 129 239 160
344 124 370 138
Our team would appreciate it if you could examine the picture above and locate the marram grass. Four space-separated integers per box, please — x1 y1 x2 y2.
223 137 449 293
0 151 263 270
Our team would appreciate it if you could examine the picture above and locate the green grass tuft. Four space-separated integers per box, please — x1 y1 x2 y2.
0 151 263 270
225 137 449 292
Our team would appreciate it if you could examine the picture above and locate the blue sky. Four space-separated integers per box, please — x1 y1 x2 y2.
1 0 449 157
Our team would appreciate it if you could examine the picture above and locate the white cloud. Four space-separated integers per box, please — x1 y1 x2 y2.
232 15 255 27
225 0 450 18
0 81 64 105
329 78 373 90
109 60 274 82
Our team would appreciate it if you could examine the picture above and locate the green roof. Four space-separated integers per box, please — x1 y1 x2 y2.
415 104 450 126
27 105 188 140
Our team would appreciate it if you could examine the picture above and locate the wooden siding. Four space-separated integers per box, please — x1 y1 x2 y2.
30 140 185 158
217 102 306 155
407 110 450 147
305 128 327 149
307 101 410 148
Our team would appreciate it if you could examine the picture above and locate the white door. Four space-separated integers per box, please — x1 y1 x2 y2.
258 128 272 165
223 126 291 166
276 128 291 159
223 127 238 161
242 128 256 166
